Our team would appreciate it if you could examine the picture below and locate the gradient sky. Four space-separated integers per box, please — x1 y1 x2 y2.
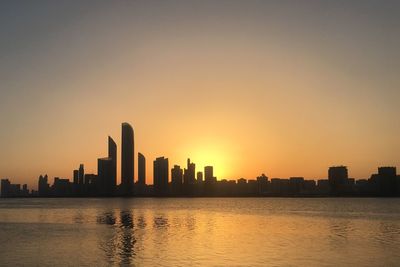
0 1 399 189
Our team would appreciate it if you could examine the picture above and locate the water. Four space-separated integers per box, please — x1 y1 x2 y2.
0 198 399 266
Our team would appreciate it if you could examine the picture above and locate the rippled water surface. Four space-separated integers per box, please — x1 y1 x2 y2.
1 198 400 266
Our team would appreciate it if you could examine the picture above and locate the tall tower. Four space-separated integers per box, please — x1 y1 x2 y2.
78 164 84 186
121 122 134 196
204 166 214 183
138 152 146 186
98 157 113 196
184 158 196 185
108 136 117 190
154 157 169 196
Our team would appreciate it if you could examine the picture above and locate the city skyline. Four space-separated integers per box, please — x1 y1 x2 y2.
1 120 399 191
0 1 399 189
1 122 399 197
1 2 399 267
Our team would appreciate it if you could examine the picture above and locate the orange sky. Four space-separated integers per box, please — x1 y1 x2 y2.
0 1 399 189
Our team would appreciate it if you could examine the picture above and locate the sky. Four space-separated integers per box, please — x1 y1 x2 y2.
0 0 399 189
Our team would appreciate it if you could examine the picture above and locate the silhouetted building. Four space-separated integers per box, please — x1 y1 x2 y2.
73 169 79 195
52 177 72 196
108 136 117 192
121 122 134 196
256 174 268 195
217 179 236 196
171 165 183 195
138 153 146 186
38 175 50 197
237 178 248 195
397 175 400 196
98 157 115 196
154 157 169 196
304 179 317 194
184 159 196 184
2 182 23 197
84 174 98 196
204 166 216 195
183 158 196 195
79 164 85 187
249 179 259 194
73 170 79 185
204 166 216 184
270 178 290 196
317 179 330 195
1 179 10 197
197 172 203 183
374 167 397 196
328 166 348 195
289 177 304 195
22 184 29 197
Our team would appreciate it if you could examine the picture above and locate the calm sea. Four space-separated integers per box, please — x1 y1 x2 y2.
0 198 399 266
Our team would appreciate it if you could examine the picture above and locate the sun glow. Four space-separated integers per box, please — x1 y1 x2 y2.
177 137 236 181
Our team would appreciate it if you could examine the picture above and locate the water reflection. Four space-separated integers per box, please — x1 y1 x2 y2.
120 210 133 228
96 211 116 225
137 215 147 229
34 198 398 266
96 210 136 266
185 214 196 231
153 215 169 229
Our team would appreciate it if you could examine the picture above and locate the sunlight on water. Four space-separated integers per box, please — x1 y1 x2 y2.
0 198 400 266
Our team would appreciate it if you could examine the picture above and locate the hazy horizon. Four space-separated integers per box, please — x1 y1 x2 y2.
1 1 399 189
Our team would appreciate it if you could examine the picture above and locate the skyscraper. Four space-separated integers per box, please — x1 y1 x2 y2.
79 164 84 186
121 122 134 196
184 159 196 185
98 157 114 196
73 170 79 185
1 179 10 197
204 166 215 183
154 157 169 196
196 171 203 183
138 152 146 186
38 175 50 197
108 136 117 190
172 165 183 195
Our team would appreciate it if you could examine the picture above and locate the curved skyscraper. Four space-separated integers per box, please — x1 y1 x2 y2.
121 123 134 196
108 136 117 191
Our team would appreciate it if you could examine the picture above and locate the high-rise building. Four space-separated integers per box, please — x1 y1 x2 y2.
98 157 114 196
184 159 196 185
328 166 348 195
78 164 85 186
204 166 216 183
38 175 50 197
121 122 134 196
196 171 203 183
73 170 79 185
172 165 183 194
1 179 10 197
138 153 146 186
108 136 117 190
154 157 169 196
